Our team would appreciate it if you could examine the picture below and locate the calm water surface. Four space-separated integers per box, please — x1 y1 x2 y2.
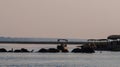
0 51 120 67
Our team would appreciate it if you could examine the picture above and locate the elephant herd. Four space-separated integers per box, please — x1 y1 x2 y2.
0 45 95 53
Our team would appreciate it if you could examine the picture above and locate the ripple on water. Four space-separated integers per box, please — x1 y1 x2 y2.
0 52 120 67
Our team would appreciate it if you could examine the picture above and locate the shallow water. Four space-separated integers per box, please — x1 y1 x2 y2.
0 51 120 67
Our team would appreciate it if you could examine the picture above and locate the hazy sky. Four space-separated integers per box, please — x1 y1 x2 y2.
0 0 120 39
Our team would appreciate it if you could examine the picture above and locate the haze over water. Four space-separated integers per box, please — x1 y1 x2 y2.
0 0 120 39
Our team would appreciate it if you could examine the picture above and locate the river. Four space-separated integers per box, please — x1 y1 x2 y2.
0 51 120 67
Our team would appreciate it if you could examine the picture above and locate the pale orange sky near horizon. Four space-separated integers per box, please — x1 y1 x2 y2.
0 0 120 39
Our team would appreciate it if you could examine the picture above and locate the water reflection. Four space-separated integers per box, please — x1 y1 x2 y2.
0 52 120 67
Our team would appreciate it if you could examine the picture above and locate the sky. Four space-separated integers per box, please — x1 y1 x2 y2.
0 0 120 39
